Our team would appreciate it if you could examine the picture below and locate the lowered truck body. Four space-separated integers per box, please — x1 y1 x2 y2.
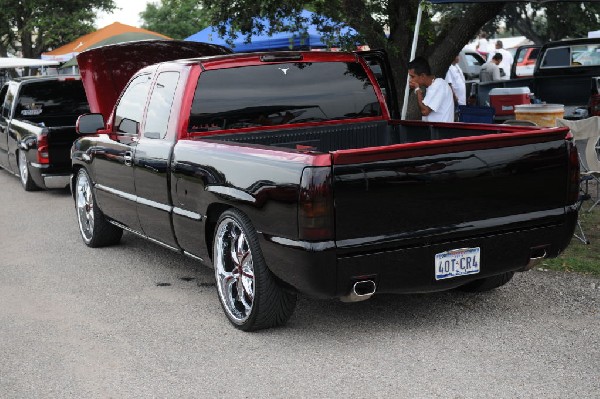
71 41 579 331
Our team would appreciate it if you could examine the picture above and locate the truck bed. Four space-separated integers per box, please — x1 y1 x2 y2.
199 119 536 152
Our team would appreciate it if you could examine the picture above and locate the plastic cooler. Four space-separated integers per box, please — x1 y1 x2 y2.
489 87 531 116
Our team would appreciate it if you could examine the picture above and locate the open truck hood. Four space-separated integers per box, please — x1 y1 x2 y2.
76 40 231 121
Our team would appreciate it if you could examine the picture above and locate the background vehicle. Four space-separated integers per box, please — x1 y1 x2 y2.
478 38 600 118
511 45 541 78
458 49 486 80
72 41 579 331
0 76 89 190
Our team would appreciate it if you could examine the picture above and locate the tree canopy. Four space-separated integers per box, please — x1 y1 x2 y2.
437 2 600 45
0 0 115 59
199 0 505 116
141 0 210 40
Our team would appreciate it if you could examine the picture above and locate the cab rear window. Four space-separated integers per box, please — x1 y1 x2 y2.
188 61 381 132
16 80 89 119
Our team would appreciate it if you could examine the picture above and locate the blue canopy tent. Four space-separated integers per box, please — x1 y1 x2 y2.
403 0 585 118
185 10 356 52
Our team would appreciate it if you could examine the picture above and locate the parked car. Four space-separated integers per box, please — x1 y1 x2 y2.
511 45 541 78
72 41 578 331
458 49 486 80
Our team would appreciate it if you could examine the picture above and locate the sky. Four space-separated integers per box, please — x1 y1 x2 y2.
95 0 153 28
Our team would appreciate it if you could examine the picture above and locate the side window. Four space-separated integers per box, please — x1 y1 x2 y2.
2 84 17 119
114 74 152 135
144 72 180 139
541 47 570 68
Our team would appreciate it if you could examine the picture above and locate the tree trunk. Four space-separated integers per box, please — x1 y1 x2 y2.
392 2 507 119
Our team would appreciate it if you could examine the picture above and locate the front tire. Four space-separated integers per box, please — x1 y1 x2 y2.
458 271 514 292
18 150 39 191
75 168 123 247
213 209 297 331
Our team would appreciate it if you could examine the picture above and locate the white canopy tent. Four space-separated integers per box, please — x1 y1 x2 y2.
0 57 59 69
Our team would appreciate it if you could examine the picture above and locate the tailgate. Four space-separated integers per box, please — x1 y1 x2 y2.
331 129 571 251
47 126 78 167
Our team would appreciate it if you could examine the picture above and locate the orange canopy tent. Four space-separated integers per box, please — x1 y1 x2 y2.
41 22 171 62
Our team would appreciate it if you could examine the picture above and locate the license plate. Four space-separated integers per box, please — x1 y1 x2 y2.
435 247 480 280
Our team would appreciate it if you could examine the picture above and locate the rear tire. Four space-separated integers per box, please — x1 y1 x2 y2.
18 150 40 191
213 209 297 331
75 168 123 247
458 271 515 292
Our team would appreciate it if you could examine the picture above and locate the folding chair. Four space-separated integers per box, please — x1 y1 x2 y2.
556 117 600 212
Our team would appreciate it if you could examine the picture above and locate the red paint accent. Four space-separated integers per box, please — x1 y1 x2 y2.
177 65 202 140
200 51 358 71
332 122 571 165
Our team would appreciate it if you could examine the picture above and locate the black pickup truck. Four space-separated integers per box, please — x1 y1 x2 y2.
479 38 600 118
0 76 89 190
71 41 579 331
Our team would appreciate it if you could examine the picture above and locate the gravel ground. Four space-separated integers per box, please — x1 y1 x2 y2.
0 168 598 398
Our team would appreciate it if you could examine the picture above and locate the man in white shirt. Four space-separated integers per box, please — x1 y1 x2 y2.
408 56 455 123
445 55 466 106
494 40 514 80
476 32 491 58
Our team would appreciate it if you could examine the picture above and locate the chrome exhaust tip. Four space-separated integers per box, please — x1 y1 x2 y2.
340 280 376 302
523 248 547 271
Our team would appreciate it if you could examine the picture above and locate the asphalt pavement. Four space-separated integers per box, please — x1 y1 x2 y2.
0 168 599 398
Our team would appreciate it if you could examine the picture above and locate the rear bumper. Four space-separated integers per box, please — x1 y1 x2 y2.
260 208 578 299
29 163 71 189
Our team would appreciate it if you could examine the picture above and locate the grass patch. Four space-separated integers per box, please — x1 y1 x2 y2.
543 205 600 275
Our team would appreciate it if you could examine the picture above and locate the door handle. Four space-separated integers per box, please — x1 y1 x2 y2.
124 151 133 167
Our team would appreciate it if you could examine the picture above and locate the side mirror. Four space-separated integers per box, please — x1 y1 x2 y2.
77 113 105 134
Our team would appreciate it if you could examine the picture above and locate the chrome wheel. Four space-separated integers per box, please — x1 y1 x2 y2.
214 216 255 324
18 150 28 185
76 170 94 244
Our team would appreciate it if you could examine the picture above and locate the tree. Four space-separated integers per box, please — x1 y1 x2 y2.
0 0 116 59
199 1 506 118
500 2 600 44
141 0 210 40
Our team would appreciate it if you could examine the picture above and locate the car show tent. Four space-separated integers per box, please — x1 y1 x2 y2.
185 10 356 52
41 22 171 62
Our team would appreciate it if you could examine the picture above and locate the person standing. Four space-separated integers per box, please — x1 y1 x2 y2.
445 55 467 106
476 32 491 59
494 40 514 80
479 53 503 82
408 56 455 123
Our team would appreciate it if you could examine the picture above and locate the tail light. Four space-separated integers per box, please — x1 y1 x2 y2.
36 132 49 164
298 167 334 241
588 94 600 116
566 136 580 205
588 77 600 116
